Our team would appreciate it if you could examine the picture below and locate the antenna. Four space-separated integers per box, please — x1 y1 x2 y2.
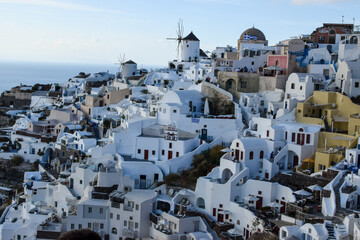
166 18 185 60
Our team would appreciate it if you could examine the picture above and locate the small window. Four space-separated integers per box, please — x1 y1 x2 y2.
260 151 264 159
355 82 359 88
258 191 262 195
110 213 113 219
161 150 165 155
117 214 120 220
300 86 303 90
169 143 172 148
100 223 104 229
285 132 287 140
236 142 239 147
88 223 91 228
71 224 74 230
99 208 103 214
241 151 243 160
241 82 247 88
176 152 179 157
251 61 254 65
219 204 223 208
78 224 82 229
306 134 310 144
88 207 92 213
249 151 254 160
136 204 139 210
266 130 270 137
292 133 296 142
173 109 177 113
135 222 139 228
124 221 127 227
291 83 295 89
138 149 141 154
152 150 155 155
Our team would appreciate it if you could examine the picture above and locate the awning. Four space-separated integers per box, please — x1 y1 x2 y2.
333 115 348 122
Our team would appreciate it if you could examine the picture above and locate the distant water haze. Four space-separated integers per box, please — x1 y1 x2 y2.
0 61 164 94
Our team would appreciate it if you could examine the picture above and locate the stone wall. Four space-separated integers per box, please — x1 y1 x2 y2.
259 75 288 92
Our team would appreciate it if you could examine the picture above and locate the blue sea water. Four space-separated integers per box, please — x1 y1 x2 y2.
0 61 162 94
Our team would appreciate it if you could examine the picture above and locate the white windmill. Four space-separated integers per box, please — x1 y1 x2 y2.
166 19 184 60
114 54 127 82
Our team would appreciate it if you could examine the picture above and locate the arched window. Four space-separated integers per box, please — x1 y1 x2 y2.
275 60 279 66
249 151 254 160
112 227 117 234
260 151 264 159
329 30 336 35
196 198 205 209
243 50 249 57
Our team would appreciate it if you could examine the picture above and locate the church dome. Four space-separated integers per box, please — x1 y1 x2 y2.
240 27 266 41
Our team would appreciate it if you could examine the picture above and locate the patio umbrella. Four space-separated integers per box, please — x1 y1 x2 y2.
307 184 323 201
294 189 312 203
221 148 234 153
294 189 312 196
303 158 315 170
265 65 284 71
244 195 258 206
307 184 323 192
20 194 31 199
267 202 283 208
34 200 47 212
204 98 210 116
228 228 241 236
267 201 283 216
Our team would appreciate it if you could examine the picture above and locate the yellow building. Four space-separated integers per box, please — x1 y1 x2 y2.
296 91 360 172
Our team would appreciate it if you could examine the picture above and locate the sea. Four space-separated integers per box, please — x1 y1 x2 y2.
0 61 162 94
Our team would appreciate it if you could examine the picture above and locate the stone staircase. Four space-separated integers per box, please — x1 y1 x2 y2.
333 175 353 223
325 222 336 240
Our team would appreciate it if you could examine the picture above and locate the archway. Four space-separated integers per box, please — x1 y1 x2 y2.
42 148 54 164
350 36 358 44
196 197 205 209
288 151 299 169
225 79 236 91
221 168 233 183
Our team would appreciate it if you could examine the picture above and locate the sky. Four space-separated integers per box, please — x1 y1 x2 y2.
0 0 358 66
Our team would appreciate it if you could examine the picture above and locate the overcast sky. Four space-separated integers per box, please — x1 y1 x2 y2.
0 0 358 66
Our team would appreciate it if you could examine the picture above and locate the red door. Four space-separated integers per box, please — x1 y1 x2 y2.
235 149 239 160
217 213 223 222
297 134 305 145
280 201 286 213
256 196 263 210
293 155 299 167
168 151 173 159
144 150 149 160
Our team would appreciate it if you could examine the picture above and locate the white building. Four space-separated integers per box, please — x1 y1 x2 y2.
336 60 360 98
285 73 327 101
180 32 200 63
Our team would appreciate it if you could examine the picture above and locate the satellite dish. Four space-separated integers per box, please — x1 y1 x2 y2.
168 188 174 197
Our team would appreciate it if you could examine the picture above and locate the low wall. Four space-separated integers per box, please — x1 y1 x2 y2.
156 136 223 175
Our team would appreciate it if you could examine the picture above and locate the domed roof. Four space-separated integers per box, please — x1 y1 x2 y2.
240 27 266 41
